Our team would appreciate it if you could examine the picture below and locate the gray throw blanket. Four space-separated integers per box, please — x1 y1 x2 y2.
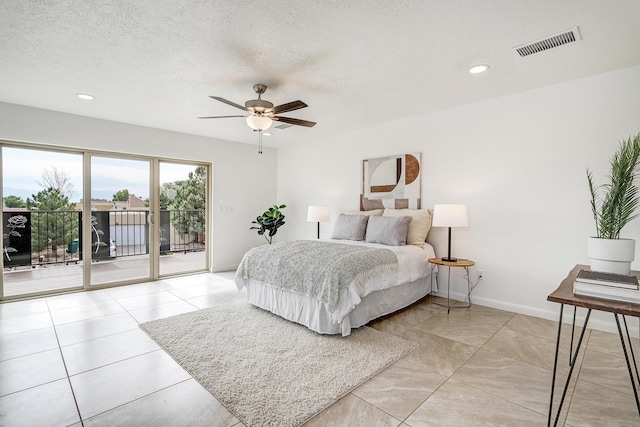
237 240 399 317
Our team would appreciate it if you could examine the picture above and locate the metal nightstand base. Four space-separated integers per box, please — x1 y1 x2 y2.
429 259 473 314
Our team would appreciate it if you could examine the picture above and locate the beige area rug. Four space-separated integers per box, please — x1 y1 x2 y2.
139 302 416 427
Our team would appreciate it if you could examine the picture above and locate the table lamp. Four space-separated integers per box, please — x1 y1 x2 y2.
307 205 330 239
432 204 468 262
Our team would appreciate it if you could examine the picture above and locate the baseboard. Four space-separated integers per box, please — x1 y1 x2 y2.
432 290 638 336
212 264 238 273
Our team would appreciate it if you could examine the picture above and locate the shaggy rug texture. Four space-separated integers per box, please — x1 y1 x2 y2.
139 302 416 426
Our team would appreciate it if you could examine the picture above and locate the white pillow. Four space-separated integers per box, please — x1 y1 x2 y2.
331 214 369 241
365 215 412 246
383 208 432 247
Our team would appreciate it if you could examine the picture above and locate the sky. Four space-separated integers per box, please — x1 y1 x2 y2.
2 147 200 203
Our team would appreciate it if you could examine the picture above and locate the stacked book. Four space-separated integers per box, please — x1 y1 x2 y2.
573 269 640 302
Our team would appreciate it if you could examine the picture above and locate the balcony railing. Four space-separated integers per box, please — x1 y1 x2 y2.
2 209 205 268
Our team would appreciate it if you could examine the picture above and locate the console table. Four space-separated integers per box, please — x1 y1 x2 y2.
547 264 640 426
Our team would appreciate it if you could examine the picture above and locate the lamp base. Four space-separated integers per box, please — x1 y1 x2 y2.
441 257 458 262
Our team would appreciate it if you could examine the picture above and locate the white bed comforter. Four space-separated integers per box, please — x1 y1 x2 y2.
335 239 434 291
235 239 435 327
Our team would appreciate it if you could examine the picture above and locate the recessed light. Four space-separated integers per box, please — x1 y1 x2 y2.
263 132 272 136
76 93 95 100
469 64 490 74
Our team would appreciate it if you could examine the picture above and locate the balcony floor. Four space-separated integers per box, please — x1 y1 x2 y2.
2 251 206 299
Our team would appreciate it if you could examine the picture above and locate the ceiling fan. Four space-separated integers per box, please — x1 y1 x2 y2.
199 84 316 153
199 83 316 128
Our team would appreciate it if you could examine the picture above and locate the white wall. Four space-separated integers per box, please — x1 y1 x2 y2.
0 102 277 272
277 65 640 332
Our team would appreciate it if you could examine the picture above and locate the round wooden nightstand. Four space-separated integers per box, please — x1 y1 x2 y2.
428 257 475 313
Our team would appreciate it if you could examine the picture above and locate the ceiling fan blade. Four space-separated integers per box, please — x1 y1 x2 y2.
273 116 317 127
271 100 308 115
197 115 246 119
210 96 248 111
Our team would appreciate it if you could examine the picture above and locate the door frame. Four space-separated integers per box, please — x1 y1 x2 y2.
0 140 212 300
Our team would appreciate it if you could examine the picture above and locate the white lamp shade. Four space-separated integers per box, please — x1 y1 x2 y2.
246 115 273 131
307 205 330 222
432 204 468 227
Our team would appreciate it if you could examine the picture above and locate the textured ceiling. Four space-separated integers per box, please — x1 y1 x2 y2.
1 1 639 149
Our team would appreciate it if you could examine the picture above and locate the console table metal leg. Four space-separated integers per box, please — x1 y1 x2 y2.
548 307 591 427
548 304 564 427
623 316 640 389
569 307 577 366
614 314 640 415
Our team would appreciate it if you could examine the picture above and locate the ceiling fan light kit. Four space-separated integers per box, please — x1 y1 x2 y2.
199 83 316 153
246 115 273 131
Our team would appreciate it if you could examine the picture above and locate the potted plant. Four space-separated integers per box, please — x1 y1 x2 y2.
251 204 286 244
587 133 640 274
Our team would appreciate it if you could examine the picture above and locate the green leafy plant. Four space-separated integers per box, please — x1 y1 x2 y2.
587 133 640 239
251 204 286 244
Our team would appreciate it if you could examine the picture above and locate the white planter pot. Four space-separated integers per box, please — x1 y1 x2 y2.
587 237 636 275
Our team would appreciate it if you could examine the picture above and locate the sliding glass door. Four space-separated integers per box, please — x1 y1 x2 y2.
2 147 84 297
1 142 210 301
88 155 151 287
158 162 208 276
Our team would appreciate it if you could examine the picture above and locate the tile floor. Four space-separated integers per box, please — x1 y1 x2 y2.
1 272 639 426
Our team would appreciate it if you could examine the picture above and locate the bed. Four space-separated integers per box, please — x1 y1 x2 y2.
235 208 436 336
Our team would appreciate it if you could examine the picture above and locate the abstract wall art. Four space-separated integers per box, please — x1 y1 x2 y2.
361 153 421 210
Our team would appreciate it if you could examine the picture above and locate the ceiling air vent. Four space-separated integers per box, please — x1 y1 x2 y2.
513 27 581 57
